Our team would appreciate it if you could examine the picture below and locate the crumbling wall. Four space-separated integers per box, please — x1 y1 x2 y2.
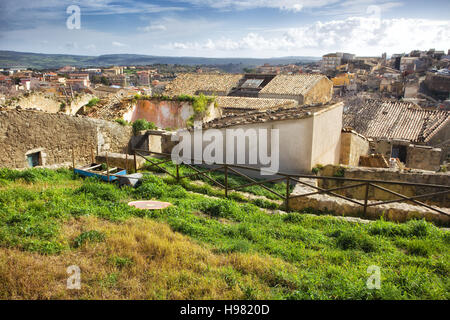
5 92 94 115
0 109 132 169
130 99 219 129
339 131 369 166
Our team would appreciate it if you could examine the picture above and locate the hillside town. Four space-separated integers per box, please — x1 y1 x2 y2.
1 0 450 305
1 48 449 171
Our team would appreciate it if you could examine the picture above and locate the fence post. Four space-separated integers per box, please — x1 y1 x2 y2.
224 164 228 198
106 152 110 182
286 177 290 212
125 153 128 173
72 147 75 174
91 147 95 164
133 150 137 173
363 182 369 216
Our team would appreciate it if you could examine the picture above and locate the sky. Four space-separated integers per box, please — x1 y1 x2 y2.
0 0 449 58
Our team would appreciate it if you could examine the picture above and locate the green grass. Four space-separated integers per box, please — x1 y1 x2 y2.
0 168 448 299
141 157 292 201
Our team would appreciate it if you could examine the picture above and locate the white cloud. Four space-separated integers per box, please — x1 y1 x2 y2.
112 41 126 47
167 17 450 56
139 24 167 32
174 0 339 12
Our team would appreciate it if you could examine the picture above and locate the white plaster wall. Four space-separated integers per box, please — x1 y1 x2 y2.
310 103 343 168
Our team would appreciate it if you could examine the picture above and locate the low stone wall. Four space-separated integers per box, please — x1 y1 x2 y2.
0 109 132 169
288 178 450 226
96 152 146 171
317 165 450 207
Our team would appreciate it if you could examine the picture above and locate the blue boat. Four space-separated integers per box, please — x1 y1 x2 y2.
74 163 127 182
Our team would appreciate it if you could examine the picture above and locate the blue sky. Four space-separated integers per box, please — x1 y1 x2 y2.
0 0 449 58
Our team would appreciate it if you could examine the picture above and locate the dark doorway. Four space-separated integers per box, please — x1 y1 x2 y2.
391 145 407 163
27 152 41 167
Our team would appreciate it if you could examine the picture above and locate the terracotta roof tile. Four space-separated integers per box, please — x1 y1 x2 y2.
202 102 342 129
259 74 329 96
164 73 243 96
215 96 298 110
343 99 449 142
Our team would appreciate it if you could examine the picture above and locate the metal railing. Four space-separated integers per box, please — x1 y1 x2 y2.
133 148 450 217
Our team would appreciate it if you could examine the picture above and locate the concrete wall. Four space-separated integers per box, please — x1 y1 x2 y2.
339 131 370 166
124 99 220 129
0 109 132 169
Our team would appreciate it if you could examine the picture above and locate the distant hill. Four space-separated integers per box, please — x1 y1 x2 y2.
0 50 320 70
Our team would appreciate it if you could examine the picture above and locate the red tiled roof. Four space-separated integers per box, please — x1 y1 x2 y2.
343 99 449 143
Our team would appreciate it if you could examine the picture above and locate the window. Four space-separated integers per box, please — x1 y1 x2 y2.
27 152 41 168
241 79 264 88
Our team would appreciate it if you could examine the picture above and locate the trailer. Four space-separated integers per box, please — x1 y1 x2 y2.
74 163 127 182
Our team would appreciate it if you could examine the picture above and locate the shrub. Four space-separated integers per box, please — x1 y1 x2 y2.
132 119 157 135
114 118 128 126
86 98 100 107
336 230 378 253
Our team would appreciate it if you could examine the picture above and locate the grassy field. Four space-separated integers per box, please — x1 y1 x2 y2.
0 168 448 299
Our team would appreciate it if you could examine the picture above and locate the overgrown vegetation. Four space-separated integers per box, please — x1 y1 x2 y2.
114 118 129 126
85 98 100 108
0 168 448 299
132 119 157 135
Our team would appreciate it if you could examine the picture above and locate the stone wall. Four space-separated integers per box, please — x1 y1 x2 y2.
0 109 132 169
318 165 450 207
406 145 442 171
6 92 95 115
339 130 369 166
370 139 443 170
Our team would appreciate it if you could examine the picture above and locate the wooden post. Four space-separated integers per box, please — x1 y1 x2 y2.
125 153 128 173
106 152 110 182
224 164 228 198
363 182 370 216
134 150 137 173
72 147 75 174
91 147 95 165
285 177 290 212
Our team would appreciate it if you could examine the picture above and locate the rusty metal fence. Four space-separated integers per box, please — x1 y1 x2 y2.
133 148 450 217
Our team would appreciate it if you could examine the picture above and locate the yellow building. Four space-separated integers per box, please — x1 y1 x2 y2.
331 73 355 86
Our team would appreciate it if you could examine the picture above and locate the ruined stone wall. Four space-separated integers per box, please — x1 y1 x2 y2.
318 165 449 207
339 131 369 166
406 145 442 171
6 92 94 115
0 109 132 169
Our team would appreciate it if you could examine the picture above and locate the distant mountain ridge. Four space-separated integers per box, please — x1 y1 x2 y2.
0 50 320 70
